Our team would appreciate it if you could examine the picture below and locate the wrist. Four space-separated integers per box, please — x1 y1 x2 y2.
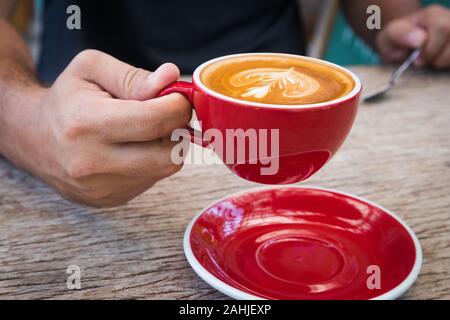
0 84 48 174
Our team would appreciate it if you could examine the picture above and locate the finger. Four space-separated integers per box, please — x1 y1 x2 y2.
143 63 181 99
408 5 450 65
68 49 180 100
106 138 184 179
93 93 192 143
422 22 450 64
381 48 410 63
414 57 426 67
377 19 427 62
433 43 450 69
62 173 153 207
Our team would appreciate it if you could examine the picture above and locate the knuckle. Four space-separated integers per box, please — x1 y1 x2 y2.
143 94 192 139
176 95 193 124
65 190 124 208
86 188 114 202
164 162 183 176
427 4 444 13
122 67 148 94
70 49 102 72
165 93 193 126
66 158 97 179
436 22 450 34
384 20 400 35
143 109 165 137
75 49 102 63
102 194 137 207
63 117 89 140
160 152 184 175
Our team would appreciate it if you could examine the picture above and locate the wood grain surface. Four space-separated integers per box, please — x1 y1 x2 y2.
0 66 449 300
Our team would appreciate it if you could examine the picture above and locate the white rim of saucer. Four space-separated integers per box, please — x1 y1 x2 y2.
192 53 362 110
183 185 422 300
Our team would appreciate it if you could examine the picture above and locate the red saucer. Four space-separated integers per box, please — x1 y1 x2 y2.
184 187 421 300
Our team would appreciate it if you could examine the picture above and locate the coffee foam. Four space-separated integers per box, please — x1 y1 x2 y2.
200 55 355 105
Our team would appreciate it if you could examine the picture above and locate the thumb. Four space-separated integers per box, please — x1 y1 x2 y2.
69 50 180 100
377 19 427 62
127 63 181 100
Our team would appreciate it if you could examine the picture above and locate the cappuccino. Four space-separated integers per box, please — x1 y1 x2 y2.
200 54 355 105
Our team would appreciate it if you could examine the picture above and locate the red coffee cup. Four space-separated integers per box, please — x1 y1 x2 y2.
159 53 362 184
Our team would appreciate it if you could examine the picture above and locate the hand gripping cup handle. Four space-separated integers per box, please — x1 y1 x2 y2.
158 81 210 147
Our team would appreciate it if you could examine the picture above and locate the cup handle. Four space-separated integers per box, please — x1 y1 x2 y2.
158 81 209 148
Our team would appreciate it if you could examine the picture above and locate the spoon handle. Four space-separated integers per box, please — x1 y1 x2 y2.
389 48 421 85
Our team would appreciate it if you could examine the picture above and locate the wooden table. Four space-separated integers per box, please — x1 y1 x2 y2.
0 66 449 300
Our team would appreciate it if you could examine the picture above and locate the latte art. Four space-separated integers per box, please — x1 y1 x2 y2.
200 54 355 105
230 67 320 101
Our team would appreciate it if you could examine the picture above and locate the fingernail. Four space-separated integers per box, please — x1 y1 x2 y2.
407 29 426 48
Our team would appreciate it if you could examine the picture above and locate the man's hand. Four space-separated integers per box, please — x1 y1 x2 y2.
1 50 191 207
376 4 450 69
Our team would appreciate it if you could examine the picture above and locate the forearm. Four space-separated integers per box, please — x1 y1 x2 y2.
0 0 18 20
0 18 46 172
340 0 420 49
0 18 40 91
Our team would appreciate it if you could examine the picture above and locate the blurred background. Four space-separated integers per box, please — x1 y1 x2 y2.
9 0 450 66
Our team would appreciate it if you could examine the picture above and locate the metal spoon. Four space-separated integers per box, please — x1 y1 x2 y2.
364 48 421 102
